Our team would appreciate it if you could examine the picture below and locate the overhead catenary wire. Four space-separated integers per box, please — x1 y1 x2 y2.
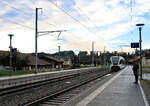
70 0 100 31
0 1 56 28
0 1 34 30
0 1 34 17
41 12 57 27
130 0 133 22
0 17 34 30
47 0 105 41
1 0 104 41
130 0 134 42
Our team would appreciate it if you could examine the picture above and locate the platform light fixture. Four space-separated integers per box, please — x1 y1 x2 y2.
136 23 145 80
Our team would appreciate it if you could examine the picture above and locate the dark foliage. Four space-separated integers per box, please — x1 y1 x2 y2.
0 51 29 70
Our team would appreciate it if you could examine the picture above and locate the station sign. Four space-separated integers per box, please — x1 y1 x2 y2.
11 48 17 52
131 42 139 48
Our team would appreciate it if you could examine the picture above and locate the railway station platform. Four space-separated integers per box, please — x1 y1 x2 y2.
75 66 149 106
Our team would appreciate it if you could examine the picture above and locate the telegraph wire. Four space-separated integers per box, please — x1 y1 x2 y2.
0 1 34 17
0 1 34 30
0 17 34 30
41 13 57 27
2 0 104 40
70 0 100 31
47 0 103 39
130 0 133 22
130 0 134 42
0 1 56 28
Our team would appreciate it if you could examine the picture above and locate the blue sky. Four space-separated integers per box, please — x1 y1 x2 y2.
0 0 150 53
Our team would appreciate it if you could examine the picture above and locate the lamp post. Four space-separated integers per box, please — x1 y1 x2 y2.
8 34 14 71
104 46 106 67
92 41 94 66
58 46 61 60
136 23 144 80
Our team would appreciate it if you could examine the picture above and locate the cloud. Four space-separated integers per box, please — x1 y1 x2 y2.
143 44 150 49
0 0 150 53
118 47 134 53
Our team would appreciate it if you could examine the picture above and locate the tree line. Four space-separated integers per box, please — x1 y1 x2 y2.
1 49 149 70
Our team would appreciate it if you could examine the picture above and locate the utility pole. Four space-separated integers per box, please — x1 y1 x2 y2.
35 8 42 73
58 45 61 70
136 23 144 80
35 8 38 73
92 41 94 66
78 52 80 65
104 46 106 67
35 8 66 73
8 34 14 72
58 45 60 60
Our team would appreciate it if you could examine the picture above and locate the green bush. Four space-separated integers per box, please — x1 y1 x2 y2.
0 70 53 77
143 66 150 68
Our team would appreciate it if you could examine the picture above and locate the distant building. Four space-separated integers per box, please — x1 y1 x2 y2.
24 55 52 71
0 50 64 71
38 55 63 70
142 52 150 66
128 53 150 66
24 54 64 71
55 55 72 66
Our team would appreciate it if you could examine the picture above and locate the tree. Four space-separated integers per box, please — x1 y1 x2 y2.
12 52 29 70
78 51 88 57
0 52 9 66
0 51 29 70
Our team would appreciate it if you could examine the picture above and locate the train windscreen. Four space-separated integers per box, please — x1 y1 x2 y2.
111 57 119 65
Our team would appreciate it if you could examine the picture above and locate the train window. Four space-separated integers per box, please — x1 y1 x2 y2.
119 60 125 64
120 60 122 64
112 57 119 64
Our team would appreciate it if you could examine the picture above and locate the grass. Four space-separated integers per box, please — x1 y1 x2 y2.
143 79 150 86
143 71 150 74
143 66 150 68
0 70 56 77
0 65 103 77
0 66 89 77
0 70 33 77
142 66 150 74
142 69 150 74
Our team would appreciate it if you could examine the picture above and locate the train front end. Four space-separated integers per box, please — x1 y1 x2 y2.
110 56 121 72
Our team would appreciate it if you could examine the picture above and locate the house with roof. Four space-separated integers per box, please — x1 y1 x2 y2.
38 55 64 70
142 52 150 66
24 54 64 71
24 55 52 70
0 50 64 71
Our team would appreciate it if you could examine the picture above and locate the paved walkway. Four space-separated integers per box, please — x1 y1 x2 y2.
76 66 149 106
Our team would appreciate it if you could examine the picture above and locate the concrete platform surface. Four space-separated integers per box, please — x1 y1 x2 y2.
75 66 149 106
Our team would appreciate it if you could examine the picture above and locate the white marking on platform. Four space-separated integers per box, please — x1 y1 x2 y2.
65 81 71 84
139 81 149 106
75 69 125 106
105 74 111 76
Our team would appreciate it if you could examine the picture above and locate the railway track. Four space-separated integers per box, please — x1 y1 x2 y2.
0 68 109 106
0 74 78 96
24 70 110 106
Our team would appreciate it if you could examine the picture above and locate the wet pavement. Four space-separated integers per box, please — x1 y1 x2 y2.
75 66 148 106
